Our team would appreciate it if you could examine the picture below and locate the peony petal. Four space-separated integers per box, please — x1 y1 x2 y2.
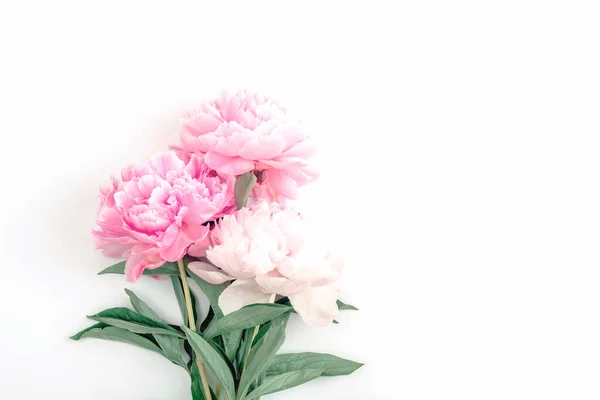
185 112 222 136
277 137 317 159
187 230 212 257
183 197 220 224
282 164 320 185
206 246 256 279
160 220 211 261
169 144 192 163
125 254 147 282
149 152 185 179
183 154 207 178
185 222 211 242
218 279 274 315
289 284 339 326
280 265 340 286
257 158 304 171
253 119 280 135
159 229 193 261
93 237 133 258
159 224 179 249
216 91 241 121
264 170 298 200
239 135 286 160
181 131 219 153
188 261 235 284
212 125 251 156
124 252 165 282
143 255 167 272
204 152 254 175
251 182 274 202
255 271 310 296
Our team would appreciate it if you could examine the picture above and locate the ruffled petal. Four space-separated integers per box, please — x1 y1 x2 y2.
271 123 305 151
255 271 310 296
187 230 212 257
125 252 165 282
184 112 222 136
204 152 254 175
218 279 274 315
125 254 147 282
239 135 286 160
206 246 257 279
277 138 317 160
264 170 298 200
212 125 251 156
289 284 339 326
149 152 185 179
277 257 341 286
188 261 235 284
159 228 193 261
92 237 133 258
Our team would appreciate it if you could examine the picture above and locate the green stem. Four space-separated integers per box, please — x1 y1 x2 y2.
178 259 212 400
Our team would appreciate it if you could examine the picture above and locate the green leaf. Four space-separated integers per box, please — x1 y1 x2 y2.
203 304 292 339
245 368 324 400
237 315 287 399
207 337 237 380
123 289 188 369
98 261 180 276
337 299 359 311
190 361 205 400
125 289 164 322
235 318 281 379
193 290 203 330
190 363 219 400
70 322 109 340
224 329 243 362
234 171 257 209
252 323 271 346
248 313 290 361
70 325 163 355
187 266 229 318
184 340 194 369
235 328 253 375
158 335 187 369
182 326 236 400
267 352 363 377
170 276 190 326
248 369 266 399
235 326 264 380
88 307 184 338
190 362 220 400
200 307 215 333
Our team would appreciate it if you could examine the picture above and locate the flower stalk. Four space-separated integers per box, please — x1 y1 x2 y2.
178 259 212 400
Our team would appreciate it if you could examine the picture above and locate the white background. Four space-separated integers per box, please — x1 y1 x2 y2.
1 1 599 399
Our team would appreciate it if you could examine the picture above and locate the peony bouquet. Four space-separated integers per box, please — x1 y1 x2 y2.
72 90 362 399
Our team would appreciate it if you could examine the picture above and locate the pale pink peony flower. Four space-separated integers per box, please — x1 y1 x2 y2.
175 90 318 202
188 201 342 326
92 152 235 282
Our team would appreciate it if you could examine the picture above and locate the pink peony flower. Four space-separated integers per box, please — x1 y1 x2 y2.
188 201 342 326
92 152 235 282
175 90 318 202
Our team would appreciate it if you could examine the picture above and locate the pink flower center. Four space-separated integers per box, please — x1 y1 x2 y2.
125 205 175 235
